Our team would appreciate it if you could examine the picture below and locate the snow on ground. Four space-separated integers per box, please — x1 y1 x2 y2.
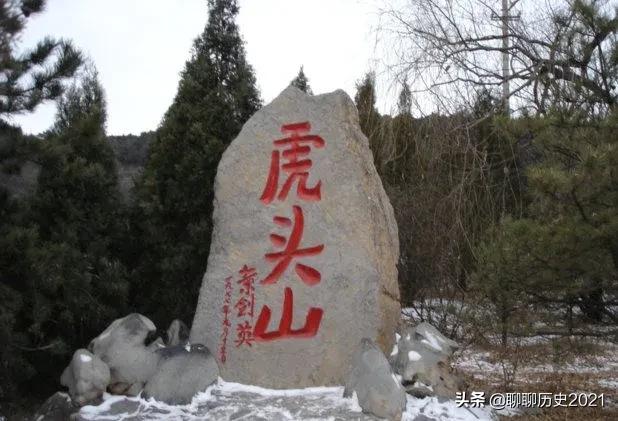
455 341 618 378
77 378 494 420
453 336 618 416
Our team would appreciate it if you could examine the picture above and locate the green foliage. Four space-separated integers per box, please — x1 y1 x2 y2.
131 0 261 326
0 120 37 176
397 79 412 116
0 0 82 116
290 66 313 94
539 0 617 115
355 72 384 168
107 131 154 166
0 70 128 402
473 111 618 331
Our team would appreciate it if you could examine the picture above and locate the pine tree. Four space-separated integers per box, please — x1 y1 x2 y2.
355 72 383 169
132 0 261 325
0 0 84 405
1 69 128 401
290 65 312 94
473 110 618 338
0 0 82 116
389 79 415 182
0 0 83 181
397 78 412 116
30 68 127 389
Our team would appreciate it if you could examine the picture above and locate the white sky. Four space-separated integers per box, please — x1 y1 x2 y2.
10 0 389 135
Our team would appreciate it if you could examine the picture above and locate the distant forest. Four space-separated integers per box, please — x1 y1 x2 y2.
0 131 154 199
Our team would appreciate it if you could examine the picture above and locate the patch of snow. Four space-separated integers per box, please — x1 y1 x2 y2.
390 344 399 356
402 395 492 421
396 332 401 342
416 382 434 392
184 342 191 352
78 378 494 420
598 379 618 388
79 354 92 363
391 373 400 386
80 394 131 415
349 391 362 412
422 331 445 352
217 379 343 397
408 351 422 361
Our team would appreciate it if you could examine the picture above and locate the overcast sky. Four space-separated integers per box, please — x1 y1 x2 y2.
10 0 387 135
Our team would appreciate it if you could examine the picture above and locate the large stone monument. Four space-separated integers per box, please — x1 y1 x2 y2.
190 86 400 388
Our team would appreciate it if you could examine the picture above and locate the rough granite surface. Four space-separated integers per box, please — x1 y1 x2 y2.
190 86 401 387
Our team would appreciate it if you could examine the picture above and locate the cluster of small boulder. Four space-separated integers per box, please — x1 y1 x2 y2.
34 314 464 421
344 322 465 420
34 314 220 420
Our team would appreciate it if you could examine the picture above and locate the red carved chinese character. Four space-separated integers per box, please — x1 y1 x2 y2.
238 265 256 296
234 296 254 318
260 122 325 204
235 321 255 347
254 287 323 341
219 276 233 363
263 205 324 286
235 265 256 317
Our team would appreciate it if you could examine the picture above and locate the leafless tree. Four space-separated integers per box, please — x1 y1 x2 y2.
379 0 617 116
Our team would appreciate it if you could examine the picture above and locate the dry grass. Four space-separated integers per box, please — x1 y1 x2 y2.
454 336 617 420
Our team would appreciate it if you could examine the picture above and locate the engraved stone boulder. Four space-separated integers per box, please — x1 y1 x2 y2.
191 86 400 387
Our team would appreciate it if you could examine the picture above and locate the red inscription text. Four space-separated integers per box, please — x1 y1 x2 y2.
218 276 233 363
260 122 325 204
254 287 323 341
263 205 324 286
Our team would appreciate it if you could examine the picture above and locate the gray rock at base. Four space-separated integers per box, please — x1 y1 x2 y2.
89 314 160 393
413 322 459 356
60 349 110 406
404 383 434 399
125 382 145 397
143 344 219 405
31 392 79 421
414 361 464 399
107 381 146 396
146 336 165 351
191 86 400 388
390 322 463 399
344 338 406 421
165 319 189 346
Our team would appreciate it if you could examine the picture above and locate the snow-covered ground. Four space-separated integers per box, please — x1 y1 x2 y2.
76 379 494 420
455 339 618 382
